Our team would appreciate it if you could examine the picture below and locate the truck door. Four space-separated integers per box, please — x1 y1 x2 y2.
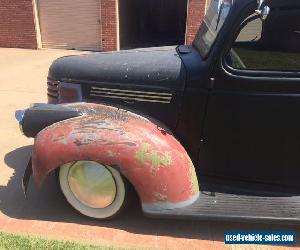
199 3 300 188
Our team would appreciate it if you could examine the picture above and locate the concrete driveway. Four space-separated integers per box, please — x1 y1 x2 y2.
0 48 299 250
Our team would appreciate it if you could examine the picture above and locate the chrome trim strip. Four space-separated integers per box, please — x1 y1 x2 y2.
90 93 171 103
90 90 172 100
91 87 172 96
15 110 25 135
15 110 25 123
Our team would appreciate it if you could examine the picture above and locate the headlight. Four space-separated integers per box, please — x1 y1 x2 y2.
15 110 25 134
15 104 82 138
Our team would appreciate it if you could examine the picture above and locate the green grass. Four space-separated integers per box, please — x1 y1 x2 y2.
0 232 128 250
234 48 300 71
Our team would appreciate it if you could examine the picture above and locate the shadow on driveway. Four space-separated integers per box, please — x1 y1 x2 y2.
1 146 300 244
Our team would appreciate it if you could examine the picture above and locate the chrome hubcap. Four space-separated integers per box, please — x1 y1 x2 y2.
67 161 117 209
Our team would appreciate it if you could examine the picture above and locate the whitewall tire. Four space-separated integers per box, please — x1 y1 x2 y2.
59 161 126 219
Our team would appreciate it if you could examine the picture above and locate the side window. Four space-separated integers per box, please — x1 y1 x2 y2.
225 10 300 72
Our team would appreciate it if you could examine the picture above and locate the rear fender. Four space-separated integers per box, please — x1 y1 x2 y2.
32 103 199 211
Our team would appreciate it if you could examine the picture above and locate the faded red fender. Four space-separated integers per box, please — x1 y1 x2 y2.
32 103 199 211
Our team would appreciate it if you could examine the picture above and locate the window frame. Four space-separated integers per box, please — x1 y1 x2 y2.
222 8 300 78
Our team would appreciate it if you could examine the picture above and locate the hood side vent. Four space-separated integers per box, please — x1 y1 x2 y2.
89 86 173 104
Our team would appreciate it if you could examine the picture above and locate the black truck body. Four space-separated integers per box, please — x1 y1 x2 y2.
18 0 300 223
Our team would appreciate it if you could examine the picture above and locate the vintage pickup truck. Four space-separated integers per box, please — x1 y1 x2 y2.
16 0 300 223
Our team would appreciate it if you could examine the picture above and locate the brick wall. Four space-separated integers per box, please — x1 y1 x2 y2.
101 0 118 51
0 0 205 51
0 0 37 49
186 0 207 45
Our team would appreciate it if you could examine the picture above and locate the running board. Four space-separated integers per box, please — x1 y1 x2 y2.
144 179 300 224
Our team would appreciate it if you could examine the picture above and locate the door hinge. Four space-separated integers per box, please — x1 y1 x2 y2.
209 77 215 89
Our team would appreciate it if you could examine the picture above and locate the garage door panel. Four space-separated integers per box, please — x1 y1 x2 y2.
37 0 101 50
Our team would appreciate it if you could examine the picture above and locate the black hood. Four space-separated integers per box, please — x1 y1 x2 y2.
49 46 186 91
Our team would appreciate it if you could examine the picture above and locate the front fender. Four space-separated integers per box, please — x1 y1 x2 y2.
32 103 199 211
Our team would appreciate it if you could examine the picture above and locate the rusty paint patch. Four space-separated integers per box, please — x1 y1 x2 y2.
102 141 136 147
135 143 171 168
188 157 199 195
107 150 118 158
69 103 144 123
190 168 199 195
73 138 95 146
32 103 199 207
153 192 168 202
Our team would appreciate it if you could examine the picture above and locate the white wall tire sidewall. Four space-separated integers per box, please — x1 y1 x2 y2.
59 162 126 219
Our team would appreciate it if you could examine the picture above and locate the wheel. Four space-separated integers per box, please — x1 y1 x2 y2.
59 161 126 220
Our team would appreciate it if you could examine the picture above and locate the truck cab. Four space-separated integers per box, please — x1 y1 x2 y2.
18 0 300 222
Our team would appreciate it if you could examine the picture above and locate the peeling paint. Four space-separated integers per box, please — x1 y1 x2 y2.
153 192 168 202
190 168 199 195
188 157 199 195
107 150 118 158
32 103 199 208
135 143 171 168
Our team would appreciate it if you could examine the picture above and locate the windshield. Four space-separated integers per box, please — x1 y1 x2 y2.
193 0 233 58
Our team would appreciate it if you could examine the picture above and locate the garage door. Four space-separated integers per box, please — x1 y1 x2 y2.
37 0 101 50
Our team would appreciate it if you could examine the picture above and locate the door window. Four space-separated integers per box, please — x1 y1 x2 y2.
225 10 300 72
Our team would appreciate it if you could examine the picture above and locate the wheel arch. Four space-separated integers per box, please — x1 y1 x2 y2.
32 103 199 211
